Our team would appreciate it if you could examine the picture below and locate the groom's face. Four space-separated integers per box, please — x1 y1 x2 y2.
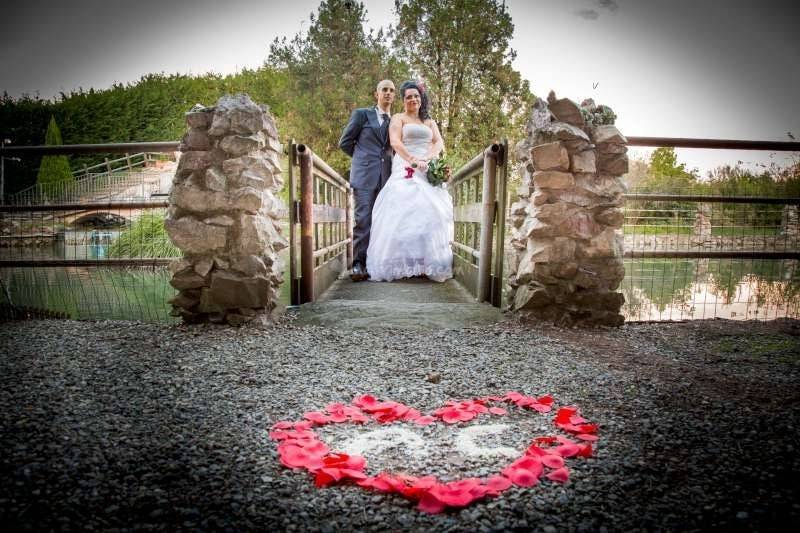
375 81 395 108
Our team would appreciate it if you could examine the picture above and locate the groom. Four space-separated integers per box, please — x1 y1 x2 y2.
338 79 395 281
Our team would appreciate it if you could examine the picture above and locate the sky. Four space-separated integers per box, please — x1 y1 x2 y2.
1 0 798 177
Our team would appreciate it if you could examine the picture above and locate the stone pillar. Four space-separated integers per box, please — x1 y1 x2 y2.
165 94 288 326
781 205 799 238
693 203 712 244
507 92 626 327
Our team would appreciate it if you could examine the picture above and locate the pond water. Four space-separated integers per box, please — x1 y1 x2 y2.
2 231 291 321
621 258 800 321
4 237 798 323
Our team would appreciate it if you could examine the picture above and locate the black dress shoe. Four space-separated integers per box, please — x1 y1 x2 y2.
351 263 368 282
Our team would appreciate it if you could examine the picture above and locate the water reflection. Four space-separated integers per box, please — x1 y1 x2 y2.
2 230 120 260
6 231 798 323
2 266 178 322
2 230 292 321
622 258 800 321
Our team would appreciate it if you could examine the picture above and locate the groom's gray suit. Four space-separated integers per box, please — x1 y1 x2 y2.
339 107 393 269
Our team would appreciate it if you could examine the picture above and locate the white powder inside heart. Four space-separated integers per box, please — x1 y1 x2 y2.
317 414 551 479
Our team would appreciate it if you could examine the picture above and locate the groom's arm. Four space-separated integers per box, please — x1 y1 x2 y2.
338 108 364 157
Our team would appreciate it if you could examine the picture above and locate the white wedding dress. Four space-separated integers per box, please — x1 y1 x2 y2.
366 123 454 282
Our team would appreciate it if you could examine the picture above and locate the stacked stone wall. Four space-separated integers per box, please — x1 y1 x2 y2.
166 94 288 326
507 91 626 326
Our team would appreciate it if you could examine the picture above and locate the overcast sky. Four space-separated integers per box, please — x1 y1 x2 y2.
1 0 798 176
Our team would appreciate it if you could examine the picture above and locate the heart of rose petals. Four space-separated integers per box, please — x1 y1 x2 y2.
268 392 600 514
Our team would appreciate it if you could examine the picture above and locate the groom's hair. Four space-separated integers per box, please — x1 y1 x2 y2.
400 80 430 121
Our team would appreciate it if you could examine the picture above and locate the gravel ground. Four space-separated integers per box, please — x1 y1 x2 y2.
1 316 799 532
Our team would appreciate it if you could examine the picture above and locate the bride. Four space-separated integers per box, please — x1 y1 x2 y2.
366 80 454 282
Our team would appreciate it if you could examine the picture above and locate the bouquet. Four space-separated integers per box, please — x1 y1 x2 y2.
426 157 452 187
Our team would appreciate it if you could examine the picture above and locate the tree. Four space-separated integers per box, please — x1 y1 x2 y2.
268 0 409 172
640 147 700 191
36 115 73 186
627 147 701 226
392 0 533 164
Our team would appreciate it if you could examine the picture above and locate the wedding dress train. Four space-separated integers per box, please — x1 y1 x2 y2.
366 123 454 282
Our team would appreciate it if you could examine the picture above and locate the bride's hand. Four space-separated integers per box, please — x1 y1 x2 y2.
416 159 429 172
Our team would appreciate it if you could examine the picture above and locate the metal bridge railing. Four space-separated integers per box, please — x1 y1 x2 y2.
7 152 175 206
450 140 508 307
288 141 352 305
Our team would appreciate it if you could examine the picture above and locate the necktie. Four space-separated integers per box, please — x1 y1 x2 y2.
380 113 390 140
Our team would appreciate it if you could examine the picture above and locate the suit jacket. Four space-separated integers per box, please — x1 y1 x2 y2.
339 107 393 190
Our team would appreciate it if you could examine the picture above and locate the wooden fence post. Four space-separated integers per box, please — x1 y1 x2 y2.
298 145 315 303
477 144 500 303
346 188 353 268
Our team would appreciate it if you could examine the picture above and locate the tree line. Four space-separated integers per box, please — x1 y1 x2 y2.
625 147 800 231
0 0 532 196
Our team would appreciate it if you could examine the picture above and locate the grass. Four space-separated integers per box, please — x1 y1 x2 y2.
107 212 181 258
623 225 782 236
711 226 780 236
714 335 800 365
623 225 692 235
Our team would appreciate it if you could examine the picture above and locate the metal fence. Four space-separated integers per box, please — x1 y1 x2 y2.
620 136 800 321
3 138 799 323
0 142 182 322
621 194 799 321
0 202 178 321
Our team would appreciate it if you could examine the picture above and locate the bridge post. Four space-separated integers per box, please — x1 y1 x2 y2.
346 188 354 268
507 91 627 326
165 94 288 326
477 145 500 303
298 147 315 303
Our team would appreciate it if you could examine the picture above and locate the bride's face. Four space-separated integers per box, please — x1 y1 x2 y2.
403 89 421 115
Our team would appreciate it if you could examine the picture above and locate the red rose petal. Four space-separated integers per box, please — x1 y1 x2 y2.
486 475 512 492
441 410 464 424
489 407 508 415
555 407 578 424
411 476 438 490
577 443 594 458
315 470 337 487
413 416 436 425
418 492 446 514
320 467 345 481
512 456 543 473
328 412 348 423
304 411 331 425
541 455 565 469
525 444 548 457
536 394 554 405
505 467 539 487
340 468 368 481
433 486 475 507
576 433 599 442
546 467 570 483
575 423 599 434
554 443 581 458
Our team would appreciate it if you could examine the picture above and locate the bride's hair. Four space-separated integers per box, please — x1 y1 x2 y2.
400 80 430 121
